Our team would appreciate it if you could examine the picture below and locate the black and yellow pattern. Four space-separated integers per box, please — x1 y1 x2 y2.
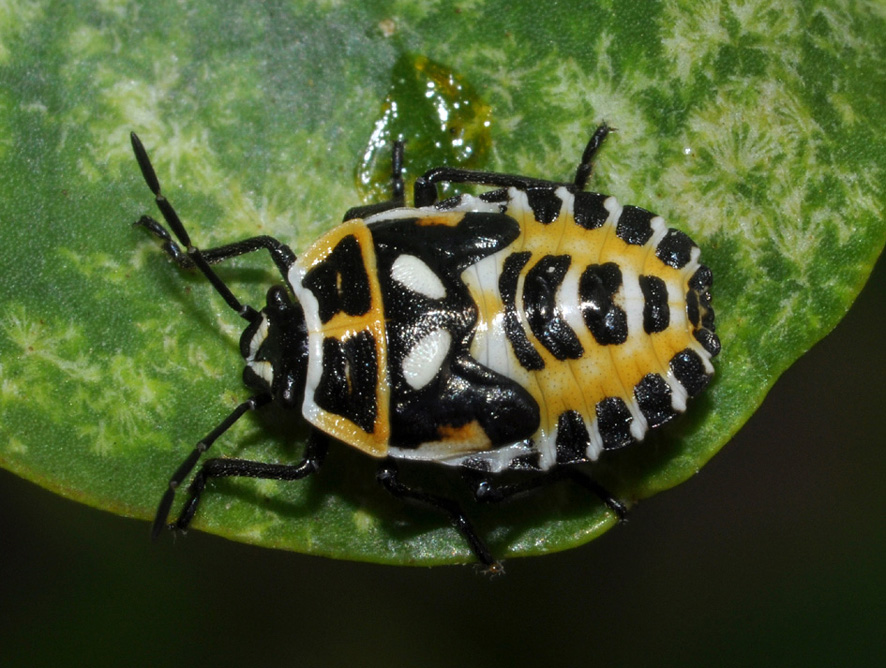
133 124 720 568
458 187 718 470
290 186 718 471
289 220 391 456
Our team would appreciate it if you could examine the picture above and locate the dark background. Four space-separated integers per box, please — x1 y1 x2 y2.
2 254 883 667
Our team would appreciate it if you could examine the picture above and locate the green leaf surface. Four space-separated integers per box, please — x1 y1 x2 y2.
1 0 884 566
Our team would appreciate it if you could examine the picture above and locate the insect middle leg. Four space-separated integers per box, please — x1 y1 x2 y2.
342 141 406 221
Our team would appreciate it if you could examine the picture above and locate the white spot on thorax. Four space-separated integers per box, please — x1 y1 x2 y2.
391 254 447 299
401 328 452 390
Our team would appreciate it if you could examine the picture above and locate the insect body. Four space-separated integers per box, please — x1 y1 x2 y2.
132 125 719 570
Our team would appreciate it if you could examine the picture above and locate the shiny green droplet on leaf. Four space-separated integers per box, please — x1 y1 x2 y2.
356 54 492 203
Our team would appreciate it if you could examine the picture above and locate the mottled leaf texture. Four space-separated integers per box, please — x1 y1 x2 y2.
0 0 883 565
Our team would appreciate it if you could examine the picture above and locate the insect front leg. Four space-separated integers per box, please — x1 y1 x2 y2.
130 132 296 299
135 215 296 282
152 394 272 538
161 428 329 535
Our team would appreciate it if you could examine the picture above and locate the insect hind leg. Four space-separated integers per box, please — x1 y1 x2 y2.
413 166 564 207
572 123 613 190
377 459 502 573
413 123 615 206
462 465 628 521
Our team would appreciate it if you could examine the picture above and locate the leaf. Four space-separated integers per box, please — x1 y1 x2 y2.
1 0 884 566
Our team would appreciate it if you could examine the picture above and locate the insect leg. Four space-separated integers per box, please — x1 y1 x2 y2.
377 459 502 572
135 215 296 282
343 141 406 221
572 123 613 190
413 167 567 207
152 393 272 539
413 124 615 206
131 132 279 322
163 429 329 535
463 466 627 521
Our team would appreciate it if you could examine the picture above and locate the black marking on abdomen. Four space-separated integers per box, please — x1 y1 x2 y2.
689 265 716 330
596 397 634 450
523 255 583 360
639 274 670 333
301 234 371 324
655 229 695 269
314 332 377 433
478 188 509 205
670 348 711 397
689 265 712 291
579 263 628 345
634 373 675 429
616 205 655 245
500 252 545 370
556 410 591 464
694 328 721 357
434 194 469 210
526 187 562 224
572 192 609 229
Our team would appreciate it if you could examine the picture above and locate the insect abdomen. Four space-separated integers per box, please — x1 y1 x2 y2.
464 186 719 471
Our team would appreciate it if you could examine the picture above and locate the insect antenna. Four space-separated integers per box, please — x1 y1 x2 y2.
130 132 260 324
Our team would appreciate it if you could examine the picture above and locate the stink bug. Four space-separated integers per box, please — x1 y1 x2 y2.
131 124 719 571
